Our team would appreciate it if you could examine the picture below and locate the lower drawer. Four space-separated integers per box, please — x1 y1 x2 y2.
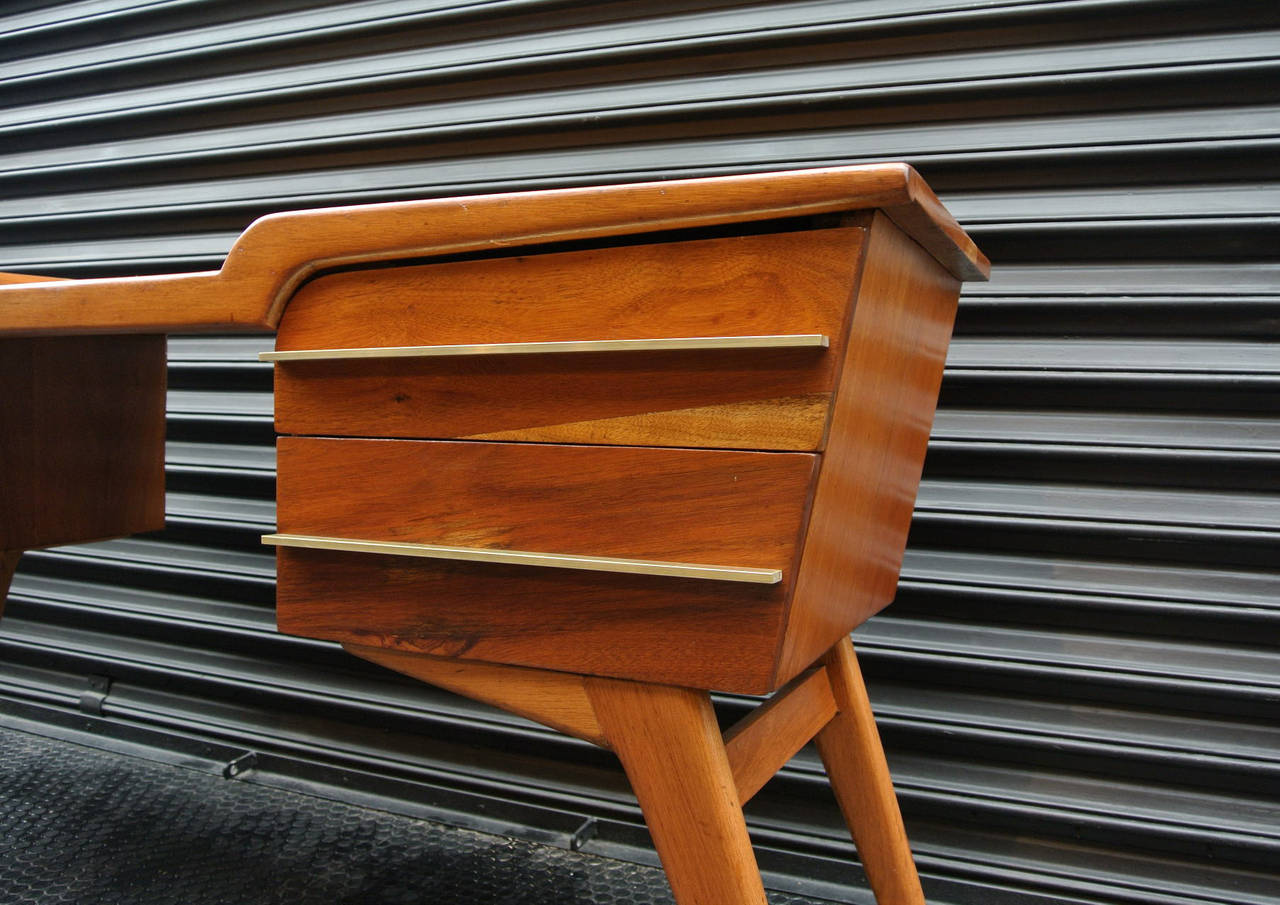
272 437 819 692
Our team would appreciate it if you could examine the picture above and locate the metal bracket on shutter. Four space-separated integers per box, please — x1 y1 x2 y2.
78 675 111 715
223 751 257 779
569 817 598 852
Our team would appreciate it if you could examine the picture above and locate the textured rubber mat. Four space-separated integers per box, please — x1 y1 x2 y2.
0 726 838 905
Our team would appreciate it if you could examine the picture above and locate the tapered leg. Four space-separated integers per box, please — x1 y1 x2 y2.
586 677 769 905
815 636 925 905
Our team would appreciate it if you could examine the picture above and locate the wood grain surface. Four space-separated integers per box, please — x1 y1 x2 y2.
0 272 63 285
461 393 830 450
275 438 817 568
276 353 837 450
723 666 836 805
586 678 769 905
882 164 988 285
0 164 986 336
816 637 925 905
274 438 817 690
775 213 961 685
276 548 787 690
344 644 607 746
274 229 857 350
0 335 166 552
272 228 861 449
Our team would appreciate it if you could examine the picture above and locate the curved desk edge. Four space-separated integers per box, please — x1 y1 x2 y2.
0 164 988 337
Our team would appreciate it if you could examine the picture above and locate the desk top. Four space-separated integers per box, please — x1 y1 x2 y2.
0 163 986 337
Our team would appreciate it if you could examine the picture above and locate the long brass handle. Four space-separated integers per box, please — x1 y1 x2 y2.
262 533 782 585
259 334 828 362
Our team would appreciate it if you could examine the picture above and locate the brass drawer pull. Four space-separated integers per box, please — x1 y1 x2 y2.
259 334 828 362
263 533 782 584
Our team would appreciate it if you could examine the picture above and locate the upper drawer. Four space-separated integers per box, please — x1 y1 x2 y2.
269 226 865 451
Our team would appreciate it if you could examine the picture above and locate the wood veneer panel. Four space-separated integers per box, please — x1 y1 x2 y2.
275 229 858 350
274 438 817 690
276 550 786 691
276 353 838 450
0 335 165 552
464 393 830 451
275 438 817 569
273 229 862 449
775 214 961 684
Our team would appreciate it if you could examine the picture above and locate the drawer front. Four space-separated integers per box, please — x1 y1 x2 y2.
274 437 816 574
272 437 819 691
270 227 864 451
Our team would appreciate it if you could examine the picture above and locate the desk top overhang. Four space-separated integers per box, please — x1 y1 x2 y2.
0 163 988 337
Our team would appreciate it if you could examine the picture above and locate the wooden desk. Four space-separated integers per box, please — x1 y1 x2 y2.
0 164 988 905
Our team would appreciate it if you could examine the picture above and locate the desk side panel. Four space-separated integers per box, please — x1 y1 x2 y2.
776 214 961 684
0 335 166 552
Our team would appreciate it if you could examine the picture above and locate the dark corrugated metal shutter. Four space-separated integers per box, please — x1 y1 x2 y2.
2 2 1277 902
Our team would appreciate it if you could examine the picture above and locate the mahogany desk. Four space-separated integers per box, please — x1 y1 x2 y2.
0 164 988 905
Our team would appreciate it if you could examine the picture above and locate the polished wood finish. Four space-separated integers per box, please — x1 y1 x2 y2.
275 352 839 451
0 163 985 337
723 666 836 805
586 677 768 905
270 434 815 688
880 164 987 284
0 275 167 614
274 437 816 691
0 272 62 285
272 228 859 450
274 230 855 350
776 213 962 685
277 548 786 690
344 644 607 746
275 438 815 569
0 335 166 553
816 637 925 905
464 393 830 450
269 179 974 694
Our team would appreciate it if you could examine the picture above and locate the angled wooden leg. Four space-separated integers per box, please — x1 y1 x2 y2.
1 551 20 619
342 644 913 905
815 636 925 905
586 676 769 905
